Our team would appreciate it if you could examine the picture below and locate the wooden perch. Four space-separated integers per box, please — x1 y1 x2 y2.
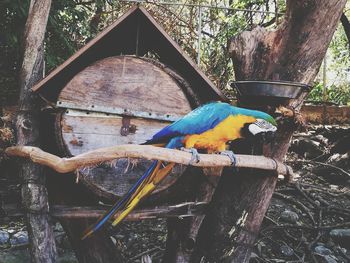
2 202 208 220
5 145 293 178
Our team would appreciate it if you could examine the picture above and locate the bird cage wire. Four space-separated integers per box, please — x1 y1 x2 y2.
98 0 283 99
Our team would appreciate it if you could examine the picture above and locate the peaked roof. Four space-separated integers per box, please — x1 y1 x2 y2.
32 5 227 103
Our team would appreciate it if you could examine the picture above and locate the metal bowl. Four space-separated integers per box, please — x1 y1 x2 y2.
231 80 312 107
231 80 312 99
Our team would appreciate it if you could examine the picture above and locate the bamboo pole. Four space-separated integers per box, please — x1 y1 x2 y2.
5 145 293 178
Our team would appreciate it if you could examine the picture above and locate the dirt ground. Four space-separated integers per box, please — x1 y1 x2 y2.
0 124 349 263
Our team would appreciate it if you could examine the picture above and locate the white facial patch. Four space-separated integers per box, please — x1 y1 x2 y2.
248 119 277 135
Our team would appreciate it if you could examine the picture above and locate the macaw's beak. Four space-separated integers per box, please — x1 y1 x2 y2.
245 119 277 143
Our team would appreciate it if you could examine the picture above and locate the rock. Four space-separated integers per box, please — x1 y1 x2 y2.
54 222 64 232
314 134 328 145
57 251 78 263
7 228 16 234
330 134 350 154
141 255 152 263
280 244 294 256
8 222 16 227
339 247 347 254
9 231 29 246
0 249 31 263
290 138 324 159
110 236 117 245
314 245 332 255
313 153 349 183
280 210 299 224
323 255 338 263
327 153 349 165
0 230 9 245
330 229 350 248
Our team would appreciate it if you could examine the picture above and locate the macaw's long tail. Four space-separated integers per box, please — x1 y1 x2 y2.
81 160 175 240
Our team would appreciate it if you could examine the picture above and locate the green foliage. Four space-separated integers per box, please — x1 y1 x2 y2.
327 84 350 106
45 1 92 70
0 0 30 105
308 82 350 105
307 82 324 102
0 0 349 106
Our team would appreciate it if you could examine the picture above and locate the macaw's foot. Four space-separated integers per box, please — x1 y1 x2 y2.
219 150 236 166
180 147 200 164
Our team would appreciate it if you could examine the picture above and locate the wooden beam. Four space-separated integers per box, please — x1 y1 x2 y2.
5 145 293 178
1 202 208 220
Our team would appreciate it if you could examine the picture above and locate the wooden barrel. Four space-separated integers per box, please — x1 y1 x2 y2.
55 56 194 200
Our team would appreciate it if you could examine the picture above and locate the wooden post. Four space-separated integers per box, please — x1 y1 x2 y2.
16 0 57 262
192 1 347 262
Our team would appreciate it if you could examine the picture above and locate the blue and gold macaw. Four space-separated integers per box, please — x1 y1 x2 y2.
82 102 277 239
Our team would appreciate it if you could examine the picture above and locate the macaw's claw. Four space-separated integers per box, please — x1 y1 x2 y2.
180 147 200 164
220 150 236 166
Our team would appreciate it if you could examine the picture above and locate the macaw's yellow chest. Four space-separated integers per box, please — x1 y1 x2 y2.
184 114 256 152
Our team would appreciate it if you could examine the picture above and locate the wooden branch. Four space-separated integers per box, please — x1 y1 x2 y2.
5 145 293 177
2 202 208 220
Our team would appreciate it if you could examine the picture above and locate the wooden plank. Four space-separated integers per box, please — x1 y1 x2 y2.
58 56 192 116
57 112 184 199
60 112 170 155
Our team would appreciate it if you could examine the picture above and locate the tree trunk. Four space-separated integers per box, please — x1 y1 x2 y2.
193 0 347 262
163 168 221 263
17 0 57 262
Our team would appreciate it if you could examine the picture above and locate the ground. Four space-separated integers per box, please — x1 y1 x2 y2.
0 124 349 263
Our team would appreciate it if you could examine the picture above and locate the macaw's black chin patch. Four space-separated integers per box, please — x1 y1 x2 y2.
240 122 276 143
240 122 254 138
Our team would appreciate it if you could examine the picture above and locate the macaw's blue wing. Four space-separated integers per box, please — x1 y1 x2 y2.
146 102 236 145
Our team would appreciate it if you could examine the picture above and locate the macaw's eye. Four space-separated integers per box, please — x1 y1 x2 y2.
248 119 277 136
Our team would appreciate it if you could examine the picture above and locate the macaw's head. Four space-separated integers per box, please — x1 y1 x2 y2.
241 109 278 143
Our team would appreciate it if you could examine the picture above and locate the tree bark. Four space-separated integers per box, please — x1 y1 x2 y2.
193 0 347 262
163 168 221 263
17 0 57 262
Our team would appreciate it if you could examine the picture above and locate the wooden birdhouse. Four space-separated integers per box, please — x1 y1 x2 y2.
32 6 227 201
